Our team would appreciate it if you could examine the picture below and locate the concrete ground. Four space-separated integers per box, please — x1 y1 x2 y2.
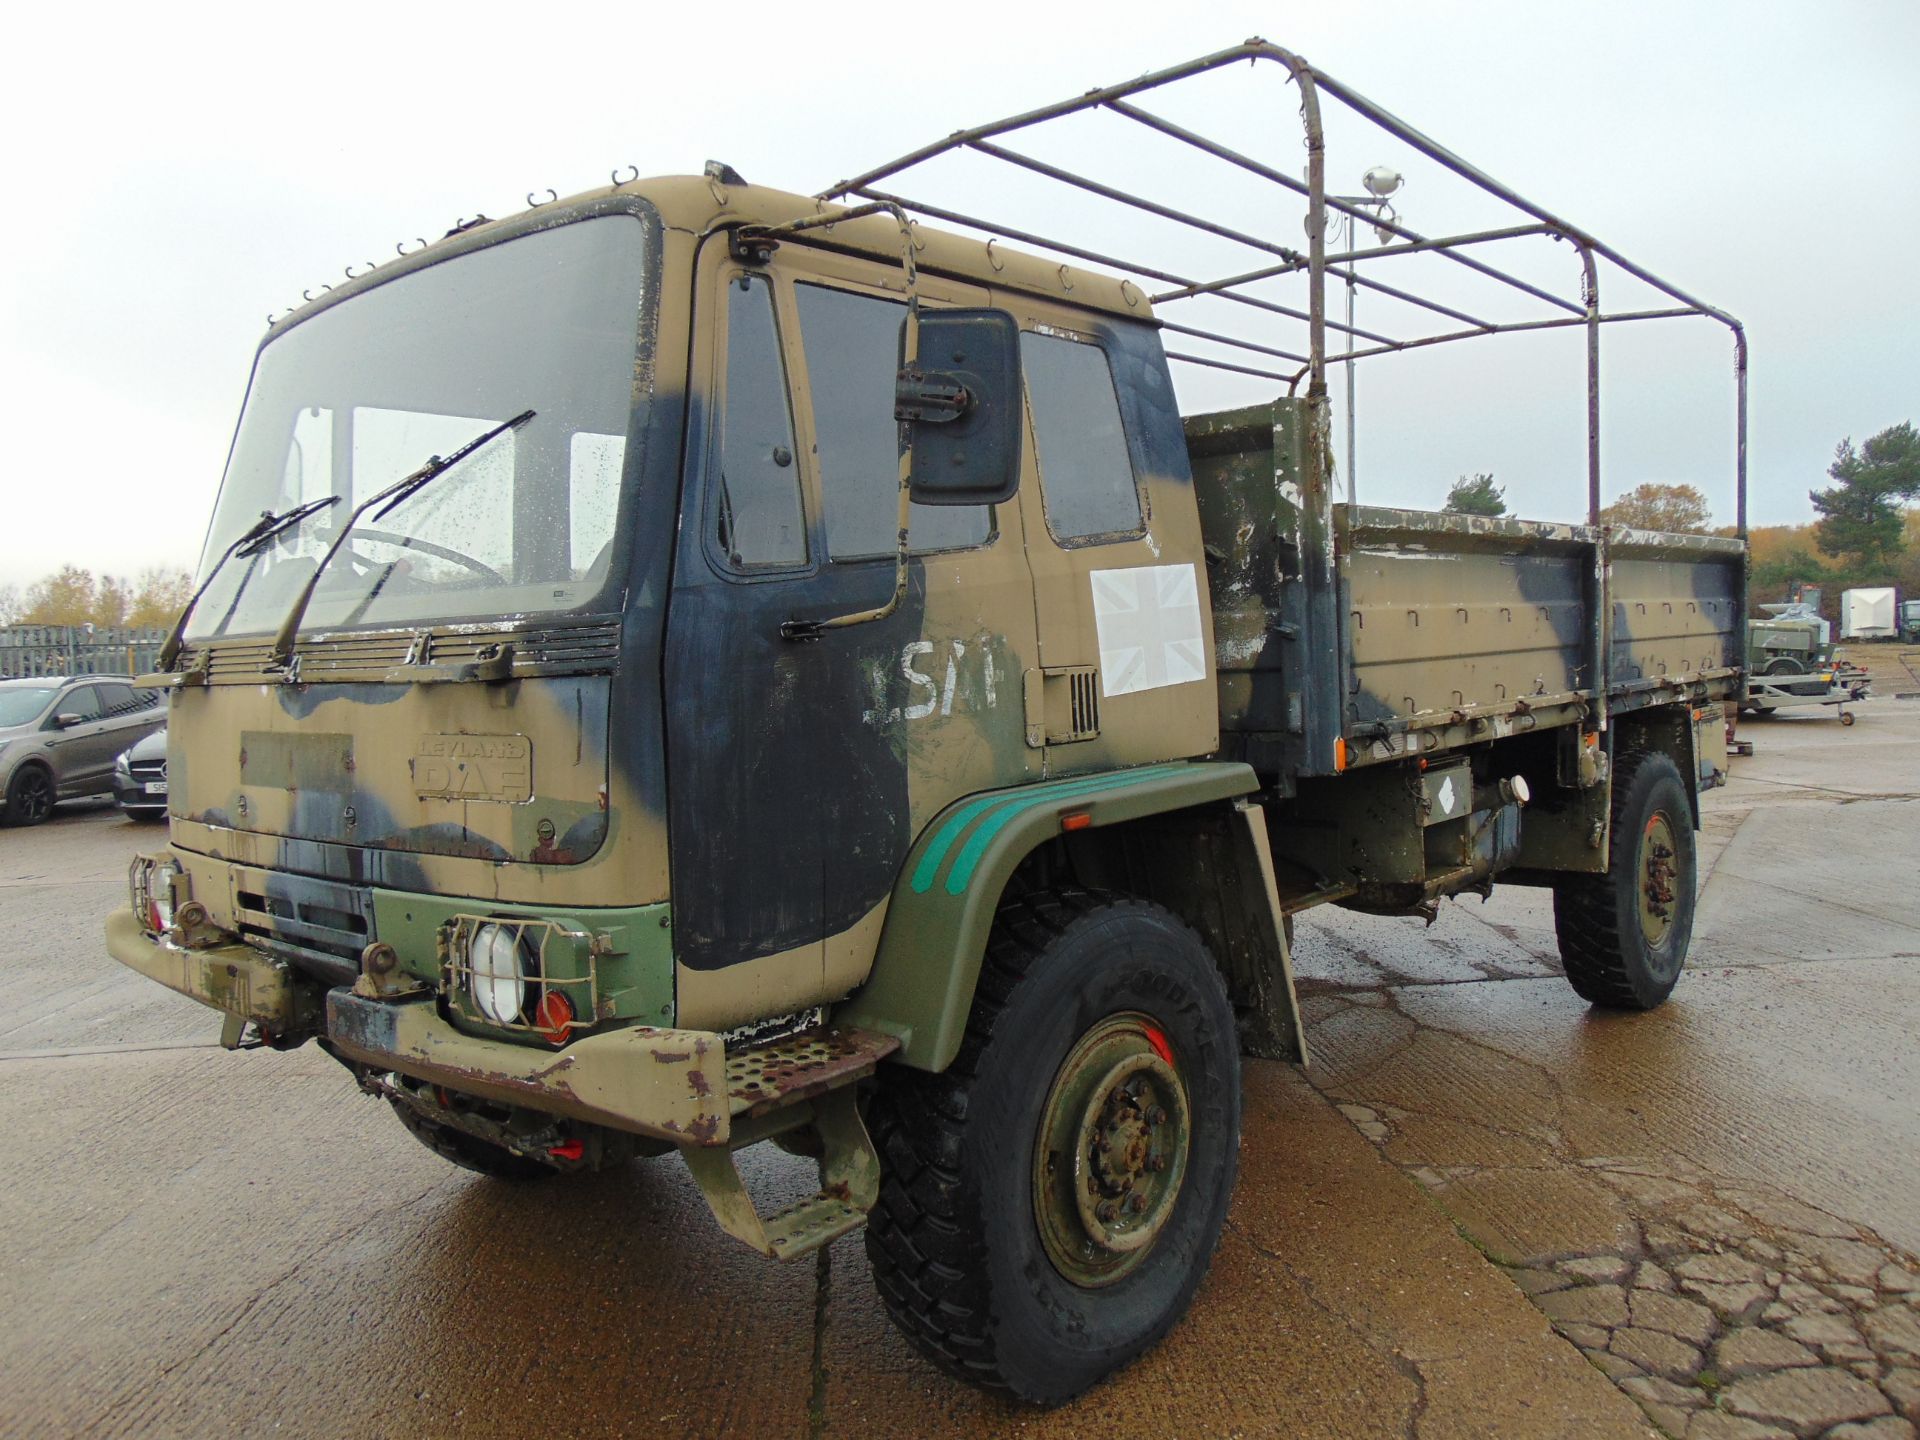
0 698 1915 1439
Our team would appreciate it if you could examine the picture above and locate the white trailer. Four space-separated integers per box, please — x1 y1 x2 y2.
1841 587 1898 640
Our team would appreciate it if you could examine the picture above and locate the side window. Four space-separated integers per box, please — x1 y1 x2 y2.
715 274 807 569
1021 332 1143 542
96 683 139 715
58 686 102 723
794 284 991 560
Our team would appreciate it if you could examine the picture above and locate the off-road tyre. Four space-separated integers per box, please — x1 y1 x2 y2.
388 1098 559 1181
3 764 56 827
863 887 1241 1405
1553 748 1696 1009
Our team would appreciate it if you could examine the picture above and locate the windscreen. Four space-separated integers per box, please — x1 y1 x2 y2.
187 213 652 640
0 687 57 727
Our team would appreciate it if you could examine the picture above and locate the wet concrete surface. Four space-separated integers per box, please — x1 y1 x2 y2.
1 700 1915 1438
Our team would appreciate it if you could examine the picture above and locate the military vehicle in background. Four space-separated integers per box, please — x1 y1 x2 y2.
1902 598 1920 643
1841 586 1899 640
106 41 1748 1403
1749 602 1832 676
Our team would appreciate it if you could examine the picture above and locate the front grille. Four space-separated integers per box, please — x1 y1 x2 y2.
175 618 621 685
128 759 166 783
230 868 371 983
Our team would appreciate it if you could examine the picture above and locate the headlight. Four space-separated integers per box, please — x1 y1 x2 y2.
129 855 182 934
468 922 527 1025
115 751 131 777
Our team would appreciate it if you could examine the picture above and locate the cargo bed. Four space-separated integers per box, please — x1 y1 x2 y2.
1191 399 1744 789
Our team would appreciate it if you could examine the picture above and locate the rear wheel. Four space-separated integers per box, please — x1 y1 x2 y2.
3 765 55 827
1553 749 1696 1009
864 888 1241 1404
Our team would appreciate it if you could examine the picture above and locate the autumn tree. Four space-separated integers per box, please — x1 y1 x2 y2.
1811 422 1920 572
0 584 20 627
1442 473 1506 516
94 574 132 627
1598 483 1712 533
21 566 98 625
127 567 193 627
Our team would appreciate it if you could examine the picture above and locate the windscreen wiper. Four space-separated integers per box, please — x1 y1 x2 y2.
264 409 536 674
154 495 342 671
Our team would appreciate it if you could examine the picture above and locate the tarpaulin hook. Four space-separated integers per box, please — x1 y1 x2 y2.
395 237 426 257
527 187 558 207
611 164 638 186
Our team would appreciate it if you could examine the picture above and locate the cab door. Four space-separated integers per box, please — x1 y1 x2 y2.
993 297 1219 775
663 239 1039 1018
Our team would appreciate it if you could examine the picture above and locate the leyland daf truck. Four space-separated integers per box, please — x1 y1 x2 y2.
109 40 1748 1403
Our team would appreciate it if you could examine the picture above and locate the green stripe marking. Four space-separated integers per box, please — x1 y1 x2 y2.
908 764 1189 897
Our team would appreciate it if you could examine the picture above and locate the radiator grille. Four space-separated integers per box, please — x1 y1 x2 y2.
230 869 372 983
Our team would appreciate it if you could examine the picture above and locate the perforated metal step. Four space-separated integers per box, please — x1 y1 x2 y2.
725 1026 899 1119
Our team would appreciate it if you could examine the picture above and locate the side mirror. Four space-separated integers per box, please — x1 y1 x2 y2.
897 309 1022 507
54 713 85 729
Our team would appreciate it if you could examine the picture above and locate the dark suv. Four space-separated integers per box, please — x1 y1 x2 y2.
0 676 166 826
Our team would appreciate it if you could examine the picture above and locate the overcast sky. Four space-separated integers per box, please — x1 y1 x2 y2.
2 0 1914 591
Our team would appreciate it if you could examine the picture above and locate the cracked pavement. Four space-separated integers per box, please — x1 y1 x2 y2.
1296 695 1920 1439
1 697 1914 1438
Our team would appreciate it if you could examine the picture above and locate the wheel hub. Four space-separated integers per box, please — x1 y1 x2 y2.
1034 1014 1191 1287
1639 812 1678 945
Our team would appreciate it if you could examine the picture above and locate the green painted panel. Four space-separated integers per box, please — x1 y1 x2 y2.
371 888 675 1026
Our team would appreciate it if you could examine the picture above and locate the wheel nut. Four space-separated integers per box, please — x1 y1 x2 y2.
1096 1199 1119 1223
1148 1106 1168 1126
1128 1192 1148 1213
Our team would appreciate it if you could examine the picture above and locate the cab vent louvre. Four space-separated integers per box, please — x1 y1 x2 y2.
1036 665 1101 744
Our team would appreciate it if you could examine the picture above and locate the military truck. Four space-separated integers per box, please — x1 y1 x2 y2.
109 41 1747 1404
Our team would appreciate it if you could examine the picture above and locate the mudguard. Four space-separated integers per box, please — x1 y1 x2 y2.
836 760 1258 1071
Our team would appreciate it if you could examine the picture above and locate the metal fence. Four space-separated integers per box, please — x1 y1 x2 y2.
0 626 169 679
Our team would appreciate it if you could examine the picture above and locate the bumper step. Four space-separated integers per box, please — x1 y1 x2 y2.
726 1026 899 1118
685 1026 898 1261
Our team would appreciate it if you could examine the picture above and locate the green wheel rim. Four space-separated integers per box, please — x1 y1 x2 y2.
1638 811 1679 947
1032 1012 1191 1288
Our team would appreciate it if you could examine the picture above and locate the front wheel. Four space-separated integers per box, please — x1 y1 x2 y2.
3 765 55 827
1553 748 1697 1009
864 888 1241 1404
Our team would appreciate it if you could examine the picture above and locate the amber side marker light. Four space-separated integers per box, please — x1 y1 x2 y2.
1060 811 1092 833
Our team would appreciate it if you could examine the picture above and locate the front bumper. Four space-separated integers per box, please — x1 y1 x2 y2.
104 909 729 1148
104 908 317 1034
113 774 166 811
325 990 729 1147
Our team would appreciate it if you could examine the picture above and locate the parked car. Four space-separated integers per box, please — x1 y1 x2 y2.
113 725 169 820
0 676 166 826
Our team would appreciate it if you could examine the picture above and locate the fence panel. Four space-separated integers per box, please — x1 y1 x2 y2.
0 626 170 679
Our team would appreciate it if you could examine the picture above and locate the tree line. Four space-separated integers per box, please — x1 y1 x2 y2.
0 565 194 630
1442 421 1920 615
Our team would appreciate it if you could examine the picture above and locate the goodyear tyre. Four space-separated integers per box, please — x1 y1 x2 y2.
864 887 1241 1404
1552 749 1696 1009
